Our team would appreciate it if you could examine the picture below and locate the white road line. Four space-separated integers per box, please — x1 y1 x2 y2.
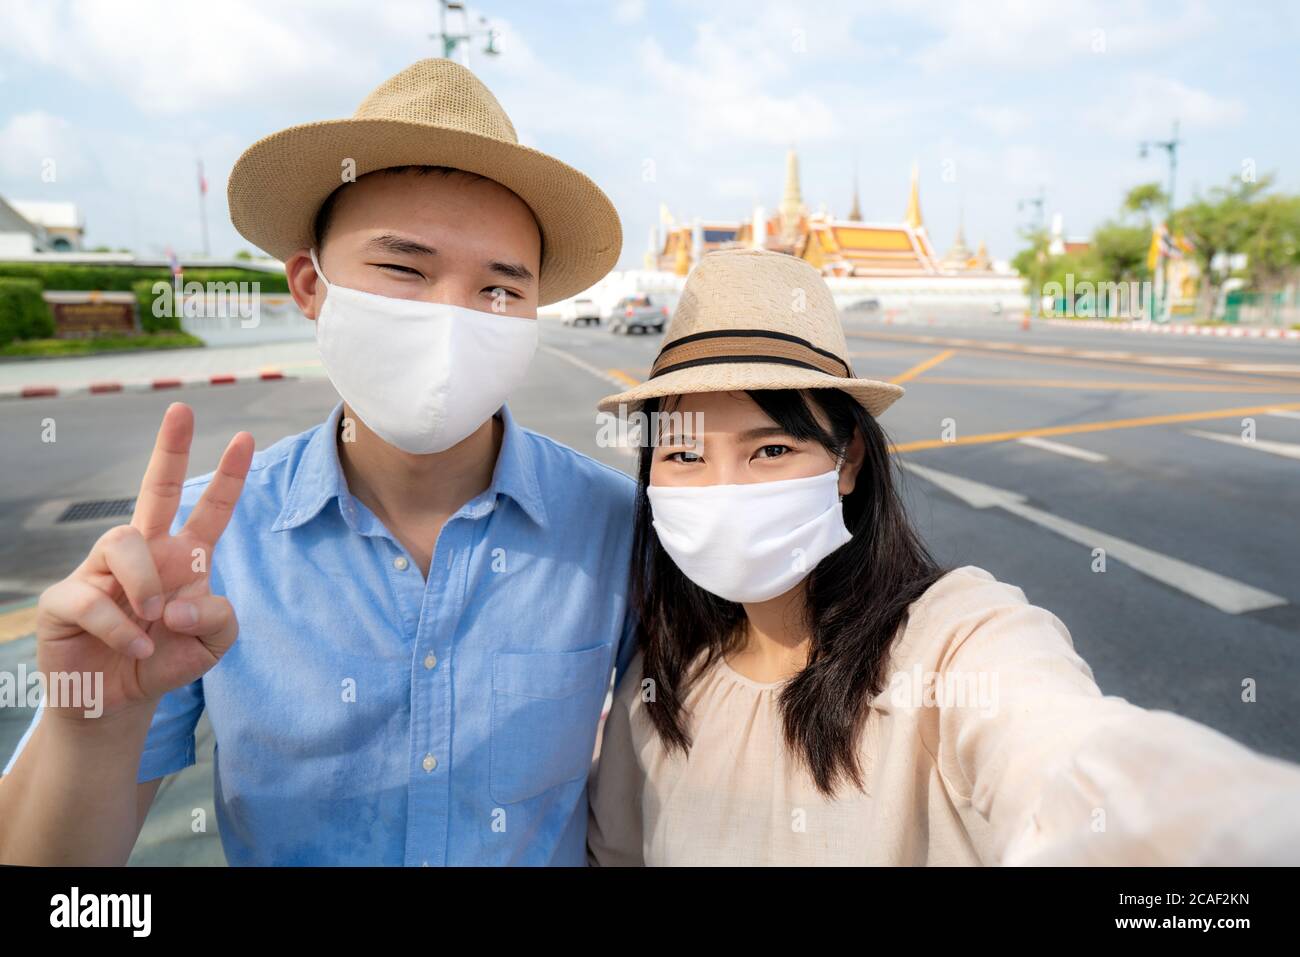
1266 409 1300 421
537 344 630 389
900 462 1286 614
1185 429 1300 461
1016 436 1109 463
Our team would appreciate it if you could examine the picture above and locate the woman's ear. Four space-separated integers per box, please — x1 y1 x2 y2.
838 427 867 498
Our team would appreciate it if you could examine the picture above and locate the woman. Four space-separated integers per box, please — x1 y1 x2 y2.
587 248 1300 866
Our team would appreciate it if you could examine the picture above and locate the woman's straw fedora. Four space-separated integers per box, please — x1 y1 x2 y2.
227 58 621 306
597 248 905 417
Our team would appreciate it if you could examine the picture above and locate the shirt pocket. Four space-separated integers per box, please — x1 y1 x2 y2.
489 644 613 806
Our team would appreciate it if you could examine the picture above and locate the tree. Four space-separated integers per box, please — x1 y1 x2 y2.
1175 175 1274 320
1123 182 1167 221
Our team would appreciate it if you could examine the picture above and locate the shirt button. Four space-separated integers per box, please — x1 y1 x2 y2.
393 556 409 571
424 653 437 670
422 753 437 772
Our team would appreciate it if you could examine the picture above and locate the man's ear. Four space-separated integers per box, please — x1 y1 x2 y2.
285 249 322 320
838 427 867 498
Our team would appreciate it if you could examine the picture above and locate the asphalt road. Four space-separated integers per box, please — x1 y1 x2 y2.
1 314 1298 862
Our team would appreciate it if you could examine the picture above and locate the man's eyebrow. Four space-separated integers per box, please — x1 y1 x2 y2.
487 260 536 284
366 234 438 256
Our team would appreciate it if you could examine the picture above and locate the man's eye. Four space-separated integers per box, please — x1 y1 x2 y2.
484 286 522 300
756 444 791 459
378 263 421 276
667 450 701 463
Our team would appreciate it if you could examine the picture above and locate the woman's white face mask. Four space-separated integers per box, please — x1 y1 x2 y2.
309 248 539 454
646 456 852 604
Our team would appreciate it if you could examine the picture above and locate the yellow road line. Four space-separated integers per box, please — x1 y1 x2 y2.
890 349 955 384
0 601 38 645
888 401 1300 454
915 376 1300 394
607 369 641 387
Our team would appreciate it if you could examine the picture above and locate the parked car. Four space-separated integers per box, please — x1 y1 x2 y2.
560 297 601 326
608 294 668 334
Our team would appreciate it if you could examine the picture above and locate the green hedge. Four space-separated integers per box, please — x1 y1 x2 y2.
0 278 54 343
132 279 180 334
0 263 288 294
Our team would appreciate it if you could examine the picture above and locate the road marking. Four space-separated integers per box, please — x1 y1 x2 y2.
1016 436 1109 462
889 400 1300 453
0 599 38 645
1185 429 1300 461
918 376 1300 393
538 344 636 389
847 330 1300 386
607 369 640 387
900 462 1286 614
1267 409 1300 420
891 349 955 384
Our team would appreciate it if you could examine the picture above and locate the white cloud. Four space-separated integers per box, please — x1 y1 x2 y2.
0 111 91 184
1084 73 1246 136
968 104 1030 136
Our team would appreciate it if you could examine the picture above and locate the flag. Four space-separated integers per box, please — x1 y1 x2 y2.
1146 224 1163 272
197 160 207 197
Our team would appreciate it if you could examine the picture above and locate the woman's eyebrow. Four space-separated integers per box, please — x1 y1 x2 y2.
738 426 794 442
366 234 438 257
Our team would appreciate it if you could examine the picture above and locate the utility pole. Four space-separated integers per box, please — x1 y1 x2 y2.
1139 120 1181 321
431 1 500 67
1018 188 1046 321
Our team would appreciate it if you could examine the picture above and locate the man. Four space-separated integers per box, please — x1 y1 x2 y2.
0 59 636 866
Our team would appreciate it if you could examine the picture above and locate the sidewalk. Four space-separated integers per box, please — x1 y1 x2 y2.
0 341 325 400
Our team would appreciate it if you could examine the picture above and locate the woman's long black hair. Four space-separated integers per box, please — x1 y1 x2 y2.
629 387 947 797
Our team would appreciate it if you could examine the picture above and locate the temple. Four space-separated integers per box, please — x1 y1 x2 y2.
549 149 1027 319
648 149 1000 281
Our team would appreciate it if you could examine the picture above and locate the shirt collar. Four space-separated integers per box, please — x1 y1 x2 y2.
272 401 548 533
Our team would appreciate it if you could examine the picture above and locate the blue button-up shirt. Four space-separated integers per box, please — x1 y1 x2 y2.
6 401 638 865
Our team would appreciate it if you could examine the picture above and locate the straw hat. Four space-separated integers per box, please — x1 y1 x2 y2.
227 58 621 306
597 248 904 416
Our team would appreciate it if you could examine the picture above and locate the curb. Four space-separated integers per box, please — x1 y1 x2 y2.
1042 319 1300 340
0 368 294 401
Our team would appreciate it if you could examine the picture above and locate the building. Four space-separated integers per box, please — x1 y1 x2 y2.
0 196 84 254
592 150 1026 320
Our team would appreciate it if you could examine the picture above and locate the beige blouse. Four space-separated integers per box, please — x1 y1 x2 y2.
588 565 1300 866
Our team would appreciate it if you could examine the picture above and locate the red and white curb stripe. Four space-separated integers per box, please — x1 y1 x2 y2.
0 368 295 401
1042 319 1300 340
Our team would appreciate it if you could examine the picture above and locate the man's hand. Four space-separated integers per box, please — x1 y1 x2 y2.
35 402 254 722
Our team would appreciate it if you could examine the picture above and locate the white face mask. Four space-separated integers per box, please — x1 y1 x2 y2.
646 460 853 604
309 248 539 454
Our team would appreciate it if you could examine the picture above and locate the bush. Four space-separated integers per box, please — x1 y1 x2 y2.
132 279 181 334
0 277 53 342
0 262 288 294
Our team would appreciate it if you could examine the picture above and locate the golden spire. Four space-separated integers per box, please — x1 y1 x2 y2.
848 163 862 221
779 147 805 242
905 161 923 230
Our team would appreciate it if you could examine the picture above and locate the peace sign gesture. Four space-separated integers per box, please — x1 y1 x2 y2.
35 403 255 723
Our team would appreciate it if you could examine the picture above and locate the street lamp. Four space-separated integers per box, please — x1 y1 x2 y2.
431 1 500 66
1018 189 1046 321
1139 120 1181 321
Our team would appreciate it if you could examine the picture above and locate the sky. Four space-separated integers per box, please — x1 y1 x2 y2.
0 0 1296 269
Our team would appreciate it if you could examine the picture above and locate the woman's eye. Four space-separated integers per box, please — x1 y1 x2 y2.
667 450 701 464
378 263 421 276
484 286 523 300
756 444 791 459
